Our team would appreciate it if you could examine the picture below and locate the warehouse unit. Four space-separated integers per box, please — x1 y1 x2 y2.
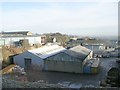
14 45 93 73
14 44 65 69
44 45 93 73
0 35 46 46
67 38 116 52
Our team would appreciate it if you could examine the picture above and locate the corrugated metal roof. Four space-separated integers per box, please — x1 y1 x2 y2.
27 45 91 60
63 45 91 60
63 50 87 60
70 45 91 55
28 44 66 59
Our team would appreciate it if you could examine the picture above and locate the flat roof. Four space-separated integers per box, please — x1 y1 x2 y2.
1 35 43 38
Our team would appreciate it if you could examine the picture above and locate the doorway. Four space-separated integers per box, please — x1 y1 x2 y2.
24 57 32 69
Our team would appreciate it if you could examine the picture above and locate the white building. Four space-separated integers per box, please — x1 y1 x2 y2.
0 35 46 46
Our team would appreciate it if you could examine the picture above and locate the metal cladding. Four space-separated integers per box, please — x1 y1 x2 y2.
27 45 91 60
64 45 91 61
28 44 66 59
14 44 94 73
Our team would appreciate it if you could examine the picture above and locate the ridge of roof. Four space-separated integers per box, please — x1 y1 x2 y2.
70 45 91 54
28 44 66 59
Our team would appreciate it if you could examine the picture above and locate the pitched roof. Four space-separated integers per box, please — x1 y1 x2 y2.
69 45 91 55
27 45 91 61
28 44 66 59
63 45 91 60
63 50 87 60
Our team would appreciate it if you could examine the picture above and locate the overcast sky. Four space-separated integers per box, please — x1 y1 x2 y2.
1 1 118 37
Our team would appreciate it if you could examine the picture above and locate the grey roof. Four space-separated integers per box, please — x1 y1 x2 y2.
63 50 87 60
1 31 30 35
69 45 91 55
68 39 110 46
28 44 66 59
63 45 91 60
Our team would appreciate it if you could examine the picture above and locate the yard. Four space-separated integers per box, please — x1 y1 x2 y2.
24 57 118 88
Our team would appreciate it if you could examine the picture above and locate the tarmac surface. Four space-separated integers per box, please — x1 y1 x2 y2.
25 57 118 88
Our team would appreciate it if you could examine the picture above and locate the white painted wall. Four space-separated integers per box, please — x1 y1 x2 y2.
1 36 42 46
14 51 44 69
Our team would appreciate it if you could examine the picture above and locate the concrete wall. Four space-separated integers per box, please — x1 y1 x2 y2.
44 52 83 73
14 51 44 69
44 60 83 73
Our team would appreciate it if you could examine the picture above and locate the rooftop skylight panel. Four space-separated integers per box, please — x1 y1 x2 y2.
36 53 42 56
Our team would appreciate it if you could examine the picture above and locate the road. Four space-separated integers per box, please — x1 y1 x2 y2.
25 57 118 88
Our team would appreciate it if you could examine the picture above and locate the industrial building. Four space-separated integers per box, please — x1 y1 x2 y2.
14 44 65 69
0 31 33 36
44 45 93 73
0 34 46 46
67 37 116 52
14 44 94 73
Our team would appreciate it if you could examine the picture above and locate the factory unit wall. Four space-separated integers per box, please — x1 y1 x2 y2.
44 60 83 73
44 52 83 73
2 37 23 45
84 45 99 51
14 51 44 69
25 36 41 46
84 45 106 51
1 36 42 46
